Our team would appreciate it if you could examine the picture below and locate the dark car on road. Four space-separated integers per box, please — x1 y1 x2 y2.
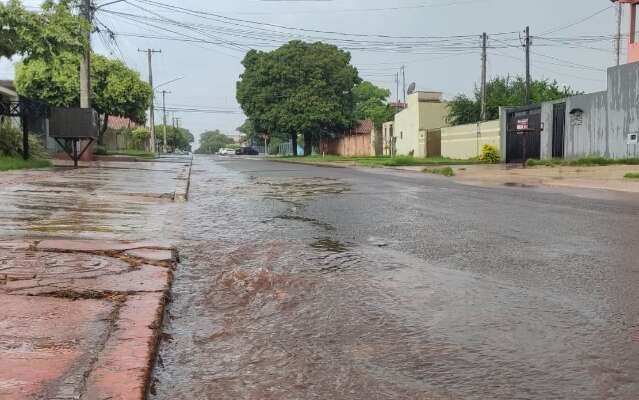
235 147 259 155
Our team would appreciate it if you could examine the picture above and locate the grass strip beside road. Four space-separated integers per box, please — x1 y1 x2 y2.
527 156 639 167
624 172 639 179
0 156 51 171
278 155 484 167
105 149 155 158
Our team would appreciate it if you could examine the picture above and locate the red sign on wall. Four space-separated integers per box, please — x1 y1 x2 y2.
516 118 529 130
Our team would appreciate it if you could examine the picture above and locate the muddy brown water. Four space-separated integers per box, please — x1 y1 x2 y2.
151 156 639 399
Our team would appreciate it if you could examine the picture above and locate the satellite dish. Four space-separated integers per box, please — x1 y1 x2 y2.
407 82 416 95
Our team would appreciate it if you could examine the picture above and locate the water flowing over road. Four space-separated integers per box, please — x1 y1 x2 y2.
151 155 639 399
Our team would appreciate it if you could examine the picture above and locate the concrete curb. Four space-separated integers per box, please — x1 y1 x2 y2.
174 157 193 202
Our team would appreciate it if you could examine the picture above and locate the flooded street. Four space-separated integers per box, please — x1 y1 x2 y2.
152 155 639 399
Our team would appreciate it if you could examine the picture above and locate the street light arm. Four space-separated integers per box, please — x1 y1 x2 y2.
94 0 126 10
154 76 185 90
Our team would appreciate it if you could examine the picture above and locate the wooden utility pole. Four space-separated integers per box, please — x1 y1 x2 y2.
161 90 170 153
138 48 161 153
616 1 623 66
401 65 406 104
395 72 399 106
524 26 531 104
80 0 92 108
480 32 488 121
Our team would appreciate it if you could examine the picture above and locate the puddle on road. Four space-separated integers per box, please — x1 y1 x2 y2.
253 176 350 205
310 237 350 253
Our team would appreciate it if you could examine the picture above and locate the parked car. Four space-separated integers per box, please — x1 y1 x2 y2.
218 148 236 155
235 147 259 155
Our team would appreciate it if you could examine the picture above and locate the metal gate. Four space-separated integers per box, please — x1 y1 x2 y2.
552 102 566 158
506 105 541 163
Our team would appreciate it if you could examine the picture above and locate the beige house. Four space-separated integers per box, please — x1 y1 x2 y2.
391 91 448 157
441 120 500 159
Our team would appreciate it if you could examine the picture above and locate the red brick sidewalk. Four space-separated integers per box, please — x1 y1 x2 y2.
0 239 176 400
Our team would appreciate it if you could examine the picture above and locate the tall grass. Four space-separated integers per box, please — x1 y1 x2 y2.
0 156 51 171
527 156 639 167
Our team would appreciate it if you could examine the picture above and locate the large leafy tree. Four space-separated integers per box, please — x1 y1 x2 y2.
0 0 87 60
447 76 580 125
154 124 193 152
236 40 360 155
353 81 396 128
196 129 235 154
16 52 152 142
352 81 396 156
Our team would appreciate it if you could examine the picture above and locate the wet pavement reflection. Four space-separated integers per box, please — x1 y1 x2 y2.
152 156 639 399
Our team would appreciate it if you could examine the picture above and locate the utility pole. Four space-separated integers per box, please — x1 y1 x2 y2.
524 26 531 105
395 71 400 109
401 65 406 104
80 0 92 108
480 32 488 121
615 1 623 66
160 90 170 153
138 48 161 153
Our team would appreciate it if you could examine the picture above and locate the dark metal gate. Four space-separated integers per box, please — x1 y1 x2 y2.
506 105 541 163
552 102 566 158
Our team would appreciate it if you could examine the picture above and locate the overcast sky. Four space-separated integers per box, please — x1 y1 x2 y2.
0 0 624 147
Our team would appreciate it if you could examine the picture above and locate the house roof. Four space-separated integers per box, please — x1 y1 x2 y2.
353 119 373 134
107 116 136 130
0 80 18 99
388 101 407 109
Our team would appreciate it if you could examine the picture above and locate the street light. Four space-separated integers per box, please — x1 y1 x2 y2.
154 76 184 91
153 77 184 154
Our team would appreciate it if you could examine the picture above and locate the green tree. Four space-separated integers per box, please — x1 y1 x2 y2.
236 40 360 156
352 81 396 128
0 0 87 60
16 52 152 142
154 125 193 152
447 76 580 125
196 130 235 154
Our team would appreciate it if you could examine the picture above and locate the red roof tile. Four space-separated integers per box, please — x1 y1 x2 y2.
107 116 136 130
352 119 373 134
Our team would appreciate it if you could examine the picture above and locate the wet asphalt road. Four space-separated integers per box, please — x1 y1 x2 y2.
152 155 639 400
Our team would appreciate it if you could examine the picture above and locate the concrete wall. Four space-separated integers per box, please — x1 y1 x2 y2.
607 62 639 158
564 91 608 158
441 120 500 159
393 91 448 157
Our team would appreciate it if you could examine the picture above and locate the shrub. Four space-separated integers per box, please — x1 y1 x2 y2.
0 120 23 157
479 144 500 163
94 146 108 155
624 172 639 179
0 119 48 159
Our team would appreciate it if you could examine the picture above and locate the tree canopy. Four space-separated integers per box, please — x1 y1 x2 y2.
236 40 361 155
353 81 396 128
16 52 152 139
154 124 194 152
0 0 87 60
447 76 580 125
196 130 235 154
